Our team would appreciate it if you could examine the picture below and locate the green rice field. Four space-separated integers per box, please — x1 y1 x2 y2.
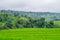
0 28 60 40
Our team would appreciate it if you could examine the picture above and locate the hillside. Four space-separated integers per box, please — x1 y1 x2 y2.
0 10 60 29
0 10 60 20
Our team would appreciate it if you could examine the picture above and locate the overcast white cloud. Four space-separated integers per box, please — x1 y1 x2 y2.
0 0 60 12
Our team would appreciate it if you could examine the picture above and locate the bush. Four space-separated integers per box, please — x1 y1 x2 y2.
46 21 54 28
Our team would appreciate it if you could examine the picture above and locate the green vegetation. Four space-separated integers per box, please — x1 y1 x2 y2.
0 28 60 40
0 10 60 40
0 11 54 30
0 10 60 30
54 21 60 28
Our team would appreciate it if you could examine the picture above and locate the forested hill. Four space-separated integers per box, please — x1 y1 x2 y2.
0 10 60 20
0 10 60 29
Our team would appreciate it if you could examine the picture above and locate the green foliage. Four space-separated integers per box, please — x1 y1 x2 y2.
0 11 59 30
46 21 54 28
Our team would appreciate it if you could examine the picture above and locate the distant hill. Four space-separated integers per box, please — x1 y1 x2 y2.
0 10 60 20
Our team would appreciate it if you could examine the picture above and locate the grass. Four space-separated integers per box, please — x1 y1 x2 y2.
54 21 60 27
0 28 60 40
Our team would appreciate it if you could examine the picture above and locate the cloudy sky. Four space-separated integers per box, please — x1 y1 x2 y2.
0 0 60 12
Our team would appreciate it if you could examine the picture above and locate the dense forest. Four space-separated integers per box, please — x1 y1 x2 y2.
0 10 60 30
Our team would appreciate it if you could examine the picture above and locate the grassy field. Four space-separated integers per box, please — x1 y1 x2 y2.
54 21 60 27
0 28 60 40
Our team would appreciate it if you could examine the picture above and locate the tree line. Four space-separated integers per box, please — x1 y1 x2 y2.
0 12 55 30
